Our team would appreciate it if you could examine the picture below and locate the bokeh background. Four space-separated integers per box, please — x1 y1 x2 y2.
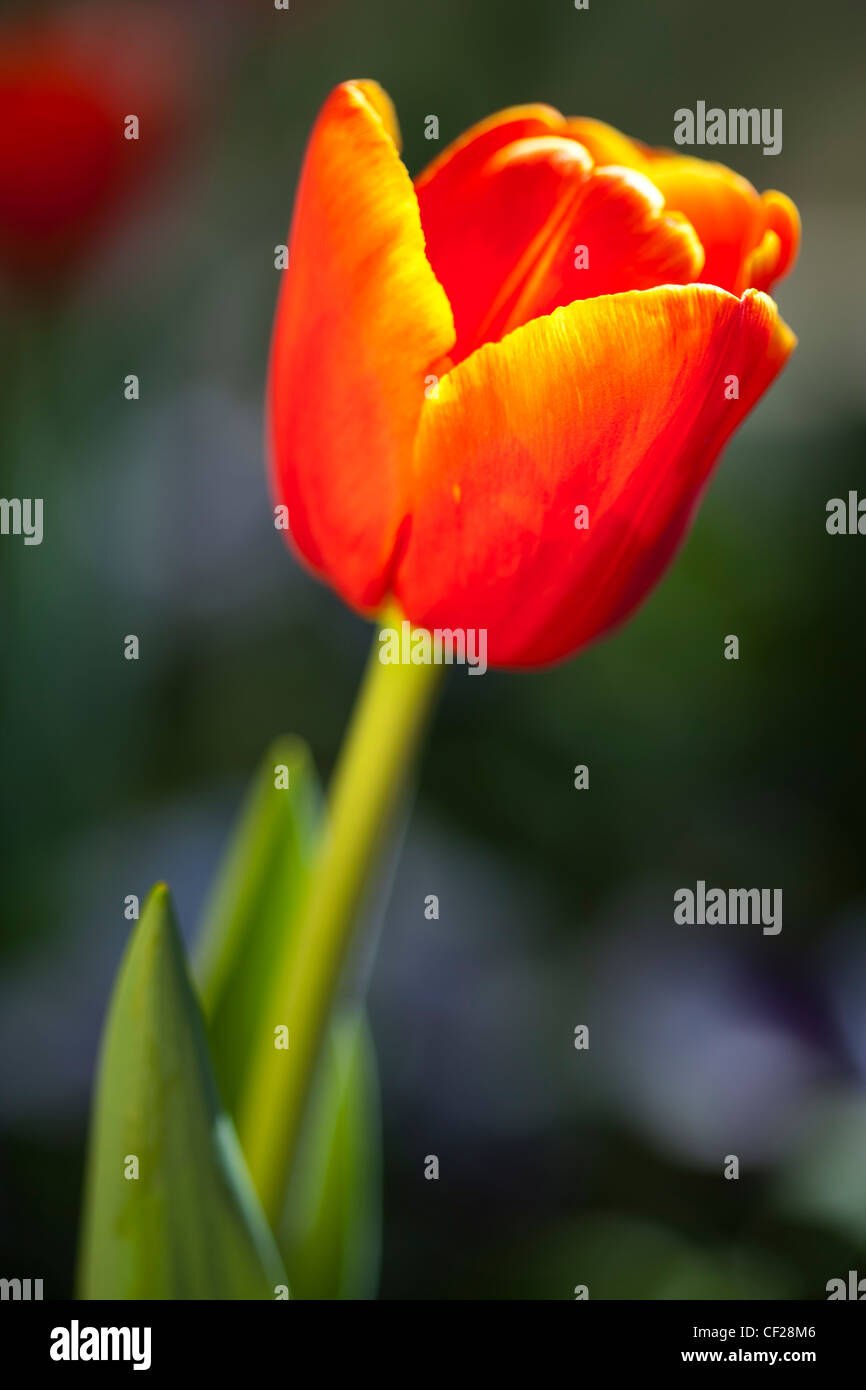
1 0 865 1299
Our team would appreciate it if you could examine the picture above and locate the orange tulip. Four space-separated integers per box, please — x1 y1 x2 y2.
268 82 800 667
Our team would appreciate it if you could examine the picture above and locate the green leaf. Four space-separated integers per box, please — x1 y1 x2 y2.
194 736 320 1118
470 1214 793 1300
77 884 287 1300
280 1007 382 1300
775 1091 866 1247
194 737 382 1299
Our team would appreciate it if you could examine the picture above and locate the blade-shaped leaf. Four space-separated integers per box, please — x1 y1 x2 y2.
280 1007 382 1300
77 884 287 1300
194 737 382 1298
195 736 320 1118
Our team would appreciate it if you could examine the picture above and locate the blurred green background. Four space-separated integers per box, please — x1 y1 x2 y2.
1 0 865 1299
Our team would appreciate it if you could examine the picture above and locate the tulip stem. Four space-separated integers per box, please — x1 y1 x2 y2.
238 613 444 1223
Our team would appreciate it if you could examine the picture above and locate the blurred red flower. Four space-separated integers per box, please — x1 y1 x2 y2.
0 3 192 285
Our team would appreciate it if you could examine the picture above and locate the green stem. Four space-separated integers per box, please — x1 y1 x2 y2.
239 616 444 1222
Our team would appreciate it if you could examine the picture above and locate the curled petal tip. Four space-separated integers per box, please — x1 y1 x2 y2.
342 79 402 150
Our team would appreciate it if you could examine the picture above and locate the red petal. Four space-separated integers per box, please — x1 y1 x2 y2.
268 81 454 610
567 117 801 294
418 134 703 361
395 286 795 666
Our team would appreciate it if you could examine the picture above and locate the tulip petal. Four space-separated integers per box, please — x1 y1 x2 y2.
564 116 656 170
744 190 801 293
567 117 800 294
415 102 568 199
395 286 795 667
646 159 770 294
268 80 455 611
418 135 704 361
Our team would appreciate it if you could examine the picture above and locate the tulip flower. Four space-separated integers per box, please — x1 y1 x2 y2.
245 82 801 1220
269 81 799 666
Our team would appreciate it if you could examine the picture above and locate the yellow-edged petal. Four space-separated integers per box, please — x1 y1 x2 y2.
395 285 795 666
268 80 455 610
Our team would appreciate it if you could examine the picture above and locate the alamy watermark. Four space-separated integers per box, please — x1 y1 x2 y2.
827 1270 866 1299
674 103 782 156
50 1321 151 1371
674 880 782 935
378 620 487 675
0 1276 43 1300
0 497 42 545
